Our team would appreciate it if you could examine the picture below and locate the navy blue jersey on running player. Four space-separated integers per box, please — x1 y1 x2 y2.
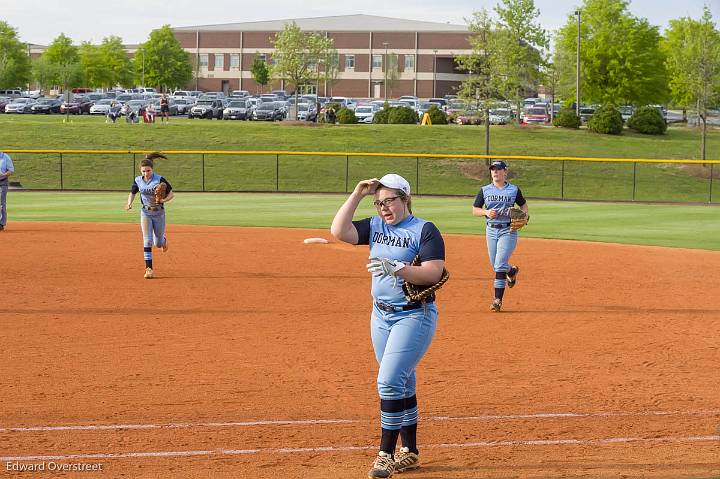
473 182 526 225
352 215 445 306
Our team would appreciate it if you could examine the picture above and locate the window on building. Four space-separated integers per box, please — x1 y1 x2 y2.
404 55 415 72
199 54 208 68
230 54 240 68
372 54 382 69
259 53 267 62
215 54 224 69
345 54 355 70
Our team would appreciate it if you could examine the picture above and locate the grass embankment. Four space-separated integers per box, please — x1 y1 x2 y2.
2 115 719 202
9 192 720 250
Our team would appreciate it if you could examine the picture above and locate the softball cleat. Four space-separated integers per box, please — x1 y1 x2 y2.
368 451 395 478
161 239 168 253
144 267 154 279
394 447 419 473
507 266 519 288
491 299 502 312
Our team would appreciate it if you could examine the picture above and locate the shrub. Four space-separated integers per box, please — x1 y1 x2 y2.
336 107 358 124
627 106 667 135
425 105 448 125
373 106 390 124
587 104 623 135
388 106 418 124
552 107 581 129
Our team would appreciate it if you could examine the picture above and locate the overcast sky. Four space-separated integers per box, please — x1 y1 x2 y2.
4 0 719 45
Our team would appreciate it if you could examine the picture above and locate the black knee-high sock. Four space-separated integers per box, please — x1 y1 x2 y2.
379 398 404 455
400 395 419 454
144 246 152 268
495 271 507 300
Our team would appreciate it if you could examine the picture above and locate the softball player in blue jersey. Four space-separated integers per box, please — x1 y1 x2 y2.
473 160 529 312
125 152 174 279
331 173 446 478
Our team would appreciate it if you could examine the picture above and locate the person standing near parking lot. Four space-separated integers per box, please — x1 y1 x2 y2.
472 160 529 312
0 151 14 231
159 94 170 123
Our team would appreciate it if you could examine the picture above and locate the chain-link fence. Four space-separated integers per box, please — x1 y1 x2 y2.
5 150 719 203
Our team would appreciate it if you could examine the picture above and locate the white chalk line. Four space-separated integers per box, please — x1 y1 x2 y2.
2 409 719 434
2 435 719 462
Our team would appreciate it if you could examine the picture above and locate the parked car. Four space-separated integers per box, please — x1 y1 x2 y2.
5 97 36 113
0 89 23 99
86 92 106 102
0 97 11 113
446 100 467 123
489 108 513 125
619 105 634 122
354 105 375 123
60 96 93 114
189 98 224 119
22 90 42 99
271 90 288 100
30 98 62 114
171 90 193 100
115 93 136 104
174 98 196 115
417 101 441 117
522 106 550 125
89 99 115 115
456 108 482 125
123 99 149 116
252 101 285 121
296 102 317 121
428 98 448 109
579 107 595 123
230 90 250 98
223 99 250 120
147 98 178 116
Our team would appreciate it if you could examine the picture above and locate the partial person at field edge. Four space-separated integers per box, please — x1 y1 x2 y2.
0 151 15 231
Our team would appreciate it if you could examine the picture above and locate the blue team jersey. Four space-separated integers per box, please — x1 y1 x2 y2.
353 215 445 305
473 182 526 225
131 174 172 210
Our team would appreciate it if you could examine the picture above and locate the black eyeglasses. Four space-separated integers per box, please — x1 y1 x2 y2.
373 196 401 208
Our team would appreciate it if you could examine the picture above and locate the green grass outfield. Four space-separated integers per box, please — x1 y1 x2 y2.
8 191 720 250
3 115 719 203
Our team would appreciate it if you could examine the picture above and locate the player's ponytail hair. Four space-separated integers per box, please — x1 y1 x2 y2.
141 152 167 168
398 190 413 214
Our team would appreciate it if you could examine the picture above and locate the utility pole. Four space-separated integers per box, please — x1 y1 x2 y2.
383 42 389 101
433 49 438 98
141 48 145 88
575 10 581 117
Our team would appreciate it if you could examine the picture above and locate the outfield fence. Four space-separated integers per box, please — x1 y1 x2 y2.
5 149 720 203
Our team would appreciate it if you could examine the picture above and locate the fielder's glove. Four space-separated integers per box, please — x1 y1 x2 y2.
402 255 450 302
367 257 406 277
153 182 167 205
509 207 529 231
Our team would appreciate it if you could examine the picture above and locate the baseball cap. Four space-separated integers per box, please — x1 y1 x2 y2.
489 160 507 170
378 173 411 195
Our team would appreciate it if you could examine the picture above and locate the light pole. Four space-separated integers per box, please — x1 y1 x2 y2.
575 10 581 117
382 42 389 101
433 49 438 98
141 48 145 88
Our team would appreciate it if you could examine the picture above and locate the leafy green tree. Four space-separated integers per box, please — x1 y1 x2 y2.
554 0 668 106
271 22 318 119
385 53 400 98
663 7 720 160
455 9 506 156
78 42 107 89
308 33 339 97
0 21 31 89
251 53 270 93
43 33 81 97
100 36 133 88
136 25 193 91
495 0 548 120
31 56 56 93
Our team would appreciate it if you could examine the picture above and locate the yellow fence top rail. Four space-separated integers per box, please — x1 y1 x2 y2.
3 149 720 165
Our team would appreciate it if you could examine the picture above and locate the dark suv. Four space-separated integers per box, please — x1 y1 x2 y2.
252 101 285 121
189 99 224 119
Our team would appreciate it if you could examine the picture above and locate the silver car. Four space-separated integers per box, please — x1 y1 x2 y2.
354 105 375 123
5 97 35 113
223 99 249 120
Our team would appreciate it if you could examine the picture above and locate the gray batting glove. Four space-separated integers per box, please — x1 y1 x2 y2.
367 257 406 277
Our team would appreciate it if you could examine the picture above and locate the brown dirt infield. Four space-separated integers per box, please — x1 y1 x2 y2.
1 222 719 479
